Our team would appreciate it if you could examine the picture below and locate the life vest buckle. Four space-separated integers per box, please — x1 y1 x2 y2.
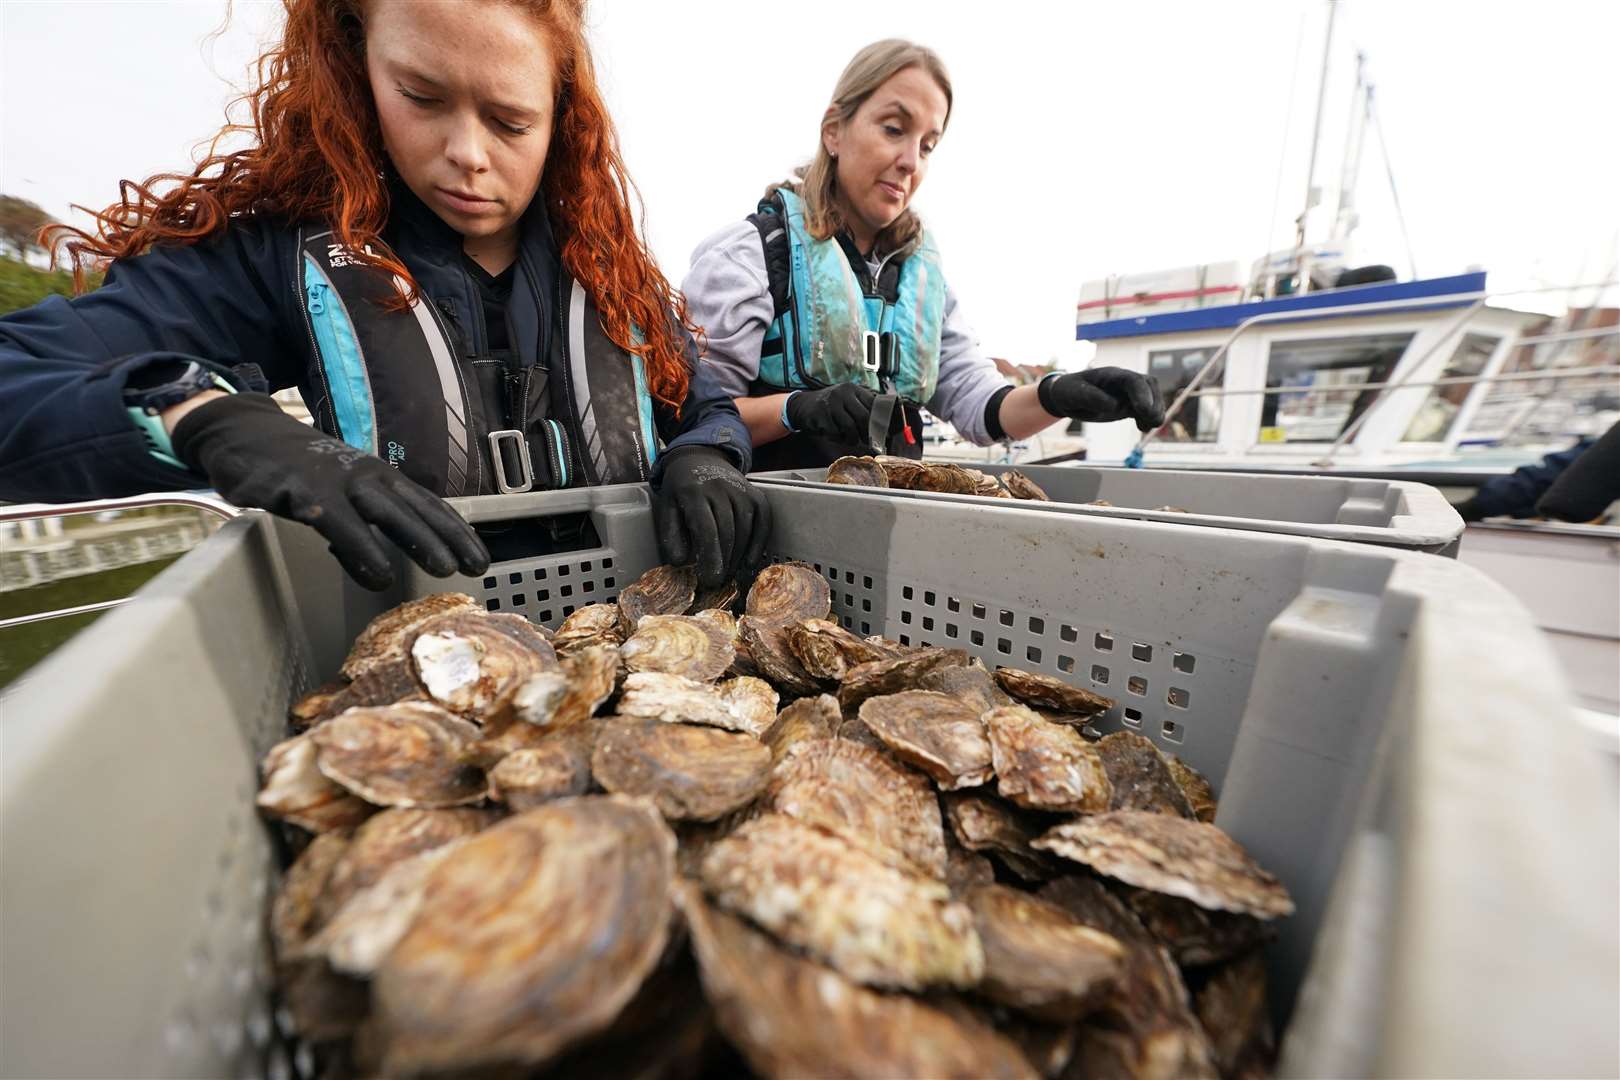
487 429 535 494
860 330 881 374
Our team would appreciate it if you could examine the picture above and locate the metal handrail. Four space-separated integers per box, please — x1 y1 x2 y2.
1167 363 1620 400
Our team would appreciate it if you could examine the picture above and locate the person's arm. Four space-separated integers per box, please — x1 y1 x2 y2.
1538 421 1620 522
736 392 794 447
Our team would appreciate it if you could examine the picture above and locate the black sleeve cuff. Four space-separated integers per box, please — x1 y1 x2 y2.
983 384 1016 442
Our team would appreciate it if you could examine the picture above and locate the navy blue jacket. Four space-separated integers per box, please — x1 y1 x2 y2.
0 187 749 503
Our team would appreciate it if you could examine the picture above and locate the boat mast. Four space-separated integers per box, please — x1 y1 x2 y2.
1294 0 1340 262
1333 50 1368 243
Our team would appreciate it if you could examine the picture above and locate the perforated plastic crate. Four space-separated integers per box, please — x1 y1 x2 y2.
753 462 1466 555
2 484 1614 1078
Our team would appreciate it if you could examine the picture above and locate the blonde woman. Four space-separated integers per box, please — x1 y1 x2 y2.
682 39 1165 471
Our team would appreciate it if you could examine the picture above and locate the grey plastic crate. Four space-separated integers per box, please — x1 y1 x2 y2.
753 462 1466 555
2 483 1614 1079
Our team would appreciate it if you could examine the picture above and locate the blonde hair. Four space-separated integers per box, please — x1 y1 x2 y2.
770 39 952 255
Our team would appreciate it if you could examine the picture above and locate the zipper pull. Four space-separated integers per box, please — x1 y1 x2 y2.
306 282 326 315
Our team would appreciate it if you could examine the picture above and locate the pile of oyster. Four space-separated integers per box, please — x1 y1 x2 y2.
827 455 1055 500
260 563 1291 1078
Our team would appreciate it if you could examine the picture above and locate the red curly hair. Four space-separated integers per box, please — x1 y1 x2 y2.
46 0 697 408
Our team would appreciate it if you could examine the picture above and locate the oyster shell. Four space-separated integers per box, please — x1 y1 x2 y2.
410 610 559 719
677 884 1035 1080
689 580 742 615
488 732 595 810
271 830 352 961
744 563 832 625
617 564 698 636
1166 755 1218 823
373 796 676 1074
316 806 494 925
1124 888 1274 966
986 704 1113 813
288 680 347 732
1195 950 1275 1078
304 841 467 978
310 702 487 808
1097 732 1196 818
942 790 1063 882
838 647 970 712
340 592 480 681
257 733 374 833
317 660 426 722
617 670 772 735
552 602 626 654
717 675 779 738
826 455 890 487
761 693 840 762
1032 811 1294 919
916 659 1011 712
858 690 995 790
764 736 947 879
992 666 1115 720
738 615 823 697
466 641 616 767
971 470 1009 497
943 832 998 894
913 462 981 494
269 831 370 1041
591 715 772 822
786 618 899 681
968 883 1126 1021
620 614 735 682
1003 470 1051 501
877 456 929 489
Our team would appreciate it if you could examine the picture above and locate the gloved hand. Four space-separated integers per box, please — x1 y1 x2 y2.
1040 368 1167 432
652 445 772 589
785 383 879 446
171 393 490 590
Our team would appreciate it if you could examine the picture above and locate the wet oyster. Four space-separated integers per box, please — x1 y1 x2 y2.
761 693 840 762
993 666 1115 720
968 883 1126 1021
257 733 375 833
700 813 984 990
552 602 625 654
942 790 1062 882
1003 470 1051 501
1166 755 1218 823
487 731 595 809
1032 811 1294 919
373 796 676 1074
826 454 890 487
838 647 970 711
737 615 823 697
1096 732 1196 818
340 592 481 680
410 610 558 719
316 807 494 924
913 462 981 494
1124 888 1273 967
618 564 698 636
858 690 994 790
744 563 832 625
620 614 735 682
1195 950 1275 1078
786 618 899 681
677 885 1035 1080
310 702 487 808
764 736 947 878
984 704 1112 813
591 716 772 822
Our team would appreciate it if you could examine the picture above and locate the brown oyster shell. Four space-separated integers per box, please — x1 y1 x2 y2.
677 884 1034 1080
487 731 596 810
1166 755 1218 823
986 704 1113 813
858 689 994 790
970 469 1009 497
1003 470 1052 501
620 614 735 682
316 806 495 925
617 564 698 636
968 883 1126 1021
737 614 823 696
410 610 559 720
372 796 676 1074
591 716 772 822
916 659 1011 712
1195 950 1275 1078
340 593 481 681
942 790 1063 883
288 680 347 732
838 647 971 712
552 602 626 654
269 831 369 1041
993 667 1115 719
786 618 900 681
875 455 928 488
913 462 982 494
617 670 769 735
764 736 947 879
310 701 487 808
826 455 890 487
257 733 375 833
1097 732 1196 818
316 659 427 723
716 675 779 738
761 693 840 762
700 813 984 990
943 833 998 894
270 830 352 962
303 841 468 978
689 580 742 615
1124 888 1274 966
1032 811 1294 919
744 563 832 625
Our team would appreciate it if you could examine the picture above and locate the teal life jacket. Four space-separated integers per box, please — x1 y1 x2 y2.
750 188 947 403
297 227 659 497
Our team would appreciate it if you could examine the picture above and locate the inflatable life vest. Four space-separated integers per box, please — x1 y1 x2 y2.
297 227 659 496
749 188 947 403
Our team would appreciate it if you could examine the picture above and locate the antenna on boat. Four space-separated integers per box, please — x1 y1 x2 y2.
1294 0 1339 256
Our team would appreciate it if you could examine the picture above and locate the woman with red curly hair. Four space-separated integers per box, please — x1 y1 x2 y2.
0 0 767 591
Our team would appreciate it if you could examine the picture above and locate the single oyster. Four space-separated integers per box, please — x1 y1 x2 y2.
941 790 1062 883
717 675 779 738
1097 732 1196 818
488 731 595 809
410 610 559 719
591 716 771 822
916 659 1010 712
316 660 426 722
310 701 487 808
1032 811 1294 919
761 693 840 762
620 614 735 682
858 690 994 790
970 470 1009 497
373 796 676 1074
257 733 374 833
738 615 823 697
913 463 981 494
838 647 970 712
1195 950 1275 1078
618 670 769 734
992 666 1115 720
341 592 480 680
826 455 890 487
943 833 998 894
985 704 1113 813
617 564 699 636
968 883 1126 1021
303 841 466 978
700 813 983 990
270 830 352 962
677 885 1035 1080
1003 470 1051 501
469 642 620 766
764 737 947 879
744 563 832 625
288 680 347 732
269 831 369 1041
1166 755 1218 823
786 618 900 681
317 806 495 925
876 456 929 489
689 580 742 615
1124 887 1274 966
552 602 625 654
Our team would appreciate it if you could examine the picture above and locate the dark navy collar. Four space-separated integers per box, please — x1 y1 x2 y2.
386 174 560 271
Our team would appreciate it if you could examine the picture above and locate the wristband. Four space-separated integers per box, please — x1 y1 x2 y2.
1036 371 1065 417
780 390 801 433
124 366 237 468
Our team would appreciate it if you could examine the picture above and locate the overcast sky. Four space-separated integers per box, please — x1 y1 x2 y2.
2 0 1616 365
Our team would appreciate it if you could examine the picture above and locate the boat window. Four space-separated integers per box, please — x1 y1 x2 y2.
1402 333 1498 442
1262 333 1412 442
1148 347 1224 442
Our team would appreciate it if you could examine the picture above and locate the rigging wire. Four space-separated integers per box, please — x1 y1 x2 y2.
1368 87 1419 280
1261 6 1312 276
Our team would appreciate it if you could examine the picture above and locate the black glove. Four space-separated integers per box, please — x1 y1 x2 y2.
171 393 490 590
1039 368 1167 432
652 445 772 589
785 383 879 446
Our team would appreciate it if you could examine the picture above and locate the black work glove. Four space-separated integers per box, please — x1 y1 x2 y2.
652 445 772 589
171 393 490 591
785 383 879 447
1039 368 1167 432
